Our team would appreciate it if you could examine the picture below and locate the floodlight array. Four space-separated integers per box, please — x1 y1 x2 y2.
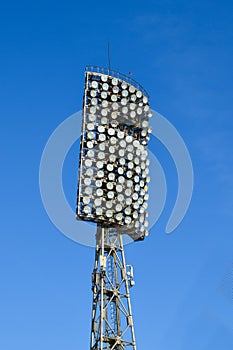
76 69 152 240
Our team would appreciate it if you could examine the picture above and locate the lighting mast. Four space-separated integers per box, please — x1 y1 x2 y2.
76 65 152 349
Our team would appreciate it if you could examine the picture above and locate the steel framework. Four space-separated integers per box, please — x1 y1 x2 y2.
90 226 137 350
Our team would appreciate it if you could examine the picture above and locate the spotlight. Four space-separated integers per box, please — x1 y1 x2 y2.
76 68 152 241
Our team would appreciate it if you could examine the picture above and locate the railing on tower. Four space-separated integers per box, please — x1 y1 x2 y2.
85 65 149 98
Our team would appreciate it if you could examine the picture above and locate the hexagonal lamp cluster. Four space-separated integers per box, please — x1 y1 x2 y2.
76 66 152 241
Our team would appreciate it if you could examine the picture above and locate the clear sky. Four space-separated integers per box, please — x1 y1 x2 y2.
0 0 233 349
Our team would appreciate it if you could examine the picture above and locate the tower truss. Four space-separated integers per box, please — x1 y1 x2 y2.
90 226 137 350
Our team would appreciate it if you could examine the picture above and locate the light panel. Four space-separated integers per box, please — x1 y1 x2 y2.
76 68 152 241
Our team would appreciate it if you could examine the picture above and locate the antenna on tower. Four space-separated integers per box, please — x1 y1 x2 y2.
108 41 111 75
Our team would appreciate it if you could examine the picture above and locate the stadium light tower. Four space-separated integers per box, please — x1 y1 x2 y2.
76 65 152 349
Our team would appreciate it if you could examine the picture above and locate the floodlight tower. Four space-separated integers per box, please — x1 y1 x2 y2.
76 66 152 349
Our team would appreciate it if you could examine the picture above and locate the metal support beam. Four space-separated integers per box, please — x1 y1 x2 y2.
90 226 137 350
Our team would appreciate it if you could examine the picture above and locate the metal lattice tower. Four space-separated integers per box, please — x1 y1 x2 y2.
76 66 152 349
91 226 136 350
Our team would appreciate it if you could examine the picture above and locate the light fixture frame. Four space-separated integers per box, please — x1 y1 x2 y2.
76 66 152 241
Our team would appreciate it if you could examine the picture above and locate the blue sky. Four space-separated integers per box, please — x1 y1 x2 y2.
0 0 233 349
